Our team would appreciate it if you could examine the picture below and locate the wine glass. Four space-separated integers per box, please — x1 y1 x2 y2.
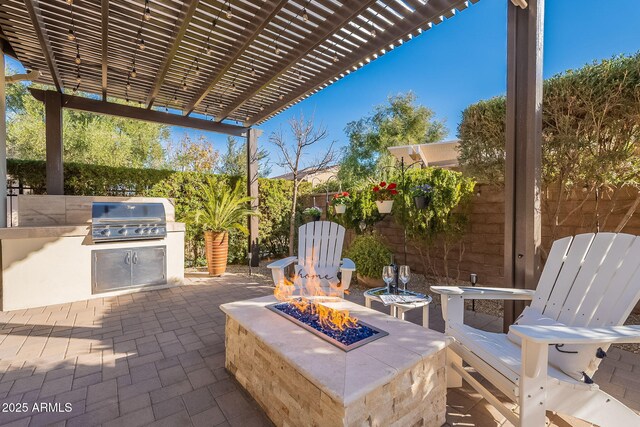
399 265 410 292
382 266 394 293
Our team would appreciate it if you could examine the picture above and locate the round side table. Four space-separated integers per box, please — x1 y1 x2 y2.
363 287 432 328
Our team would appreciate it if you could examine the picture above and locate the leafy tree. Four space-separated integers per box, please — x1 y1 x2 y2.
216 136 272 177
458 54 640 238
165 134 219 173
338 92 447 185
6 76 168 168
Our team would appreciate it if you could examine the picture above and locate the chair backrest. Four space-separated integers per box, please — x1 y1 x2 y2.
296 221 345 282
531 233 640 327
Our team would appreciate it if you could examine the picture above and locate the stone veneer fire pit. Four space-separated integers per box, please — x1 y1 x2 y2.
221 296 449 427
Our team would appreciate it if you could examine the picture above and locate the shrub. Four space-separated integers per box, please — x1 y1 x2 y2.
344 234 392 279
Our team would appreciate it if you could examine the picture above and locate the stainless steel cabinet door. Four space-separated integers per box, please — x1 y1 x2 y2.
93 249 133 293
131 246 166 287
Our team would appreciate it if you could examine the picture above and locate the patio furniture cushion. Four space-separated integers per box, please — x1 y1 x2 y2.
507 306 602 381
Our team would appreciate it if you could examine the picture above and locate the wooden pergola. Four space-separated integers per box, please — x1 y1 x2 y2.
0 0 543 318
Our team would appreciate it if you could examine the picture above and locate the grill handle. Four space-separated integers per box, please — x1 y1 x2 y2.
132 252 138 264
96 217 163 223
125 252 131 265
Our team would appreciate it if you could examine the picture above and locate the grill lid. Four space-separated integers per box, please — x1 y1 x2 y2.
92 202 166 224
92 202 167 242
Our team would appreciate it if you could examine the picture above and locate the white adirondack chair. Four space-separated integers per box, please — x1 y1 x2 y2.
267 221 355 297
432 233 640 427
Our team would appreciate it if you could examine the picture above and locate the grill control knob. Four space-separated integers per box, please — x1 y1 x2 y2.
151 227 159 235
134 228 142 234
118 228 128 236
142 228 150 234
100 229 111 237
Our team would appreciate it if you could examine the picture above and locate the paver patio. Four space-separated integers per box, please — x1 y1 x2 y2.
0 273 638 426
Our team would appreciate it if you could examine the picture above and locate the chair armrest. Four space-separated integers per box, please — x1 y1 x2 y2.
510 324 640 345
430 286 534 300
267 257 298 270
340 258 355 271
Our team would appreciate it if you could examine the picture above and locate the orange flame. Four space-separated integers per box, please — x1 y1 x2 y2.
274 258 357 331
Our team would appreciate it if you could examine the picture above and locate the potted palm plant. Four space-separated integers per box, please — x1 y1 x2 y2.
190 180 257 276
372 181 399 214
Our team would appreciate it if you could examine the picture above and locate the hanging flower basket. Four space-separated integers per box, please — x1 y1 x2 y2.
330 192 351 215
303 207 322 222
376 200 394 214
372 181 398 214
412 184 433 210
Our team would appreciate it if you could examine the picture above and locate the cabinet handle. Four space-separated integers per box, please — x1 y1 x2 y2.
132 252 138 264
125 253 131 265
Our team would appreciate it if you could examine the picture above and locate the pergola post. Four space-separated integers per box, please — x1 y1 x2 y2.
0 45 7 227
247 128 260 267
45 90 64 195
504 0 544 331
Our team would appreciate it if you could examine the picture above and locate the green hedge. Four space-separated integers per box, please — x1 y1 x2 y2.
8 159 307 266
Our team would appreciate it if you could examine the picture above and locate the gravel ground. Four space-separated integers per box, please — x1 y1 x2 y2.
191 264 640 354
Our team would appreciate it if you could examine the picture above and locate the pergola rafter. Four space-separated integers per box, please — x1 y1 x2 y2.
0 0 478 124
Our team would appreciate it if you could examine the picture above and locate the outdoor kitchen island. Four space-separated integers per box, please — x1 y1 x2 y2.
221 295 449 427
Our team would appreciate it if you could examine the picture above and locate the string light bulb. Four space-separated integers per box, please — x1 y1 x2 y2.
231 82 236 91
275 44 280 55
333 54 339 63
302 9 309 21
138 37 145 50
75 53 81 65
67 28 76 41
251 67 256 77
206 44 213 55
126 82 131 90
195 64 200 76
219 102 223 108
144 7 151 20
279 93 284 100
370 25 376 37
130 66 137 78
245 115 250 121
173 94 178 104
182 80 188 91
66 0 73 5
76 73 81 84
260 105 264 111
226 1 233 19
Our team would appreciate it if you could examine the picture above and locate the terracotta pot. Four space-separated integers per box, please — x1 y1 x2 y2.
357 274 385 289
375 200 394 214
204 231 229 276
334 204 346 214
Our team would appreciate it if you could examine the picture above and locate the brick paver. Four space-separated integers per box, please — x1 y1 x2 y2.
0 272 637 426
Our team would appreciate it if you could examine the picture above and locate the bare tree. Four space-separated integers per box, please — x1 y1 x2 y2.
270 112 337 256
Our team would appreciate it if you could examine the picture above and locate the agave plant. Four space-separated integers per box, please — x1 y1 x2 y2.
190 179 257 234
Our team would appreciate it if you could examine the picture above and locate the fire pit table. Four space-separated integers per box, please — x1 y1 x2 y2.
221 295 449 427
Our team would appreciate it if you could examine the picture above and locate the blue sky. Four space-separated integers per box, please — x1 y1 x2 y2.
7 0 640 176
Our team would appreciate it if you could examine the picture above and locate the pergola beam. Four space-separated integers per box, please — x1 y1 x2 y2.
101 0 108 100
214 0 382 122
183 0 289 116
29 88 249 137
23 0 63 92
145 0 200 109
503 0 544 330
250 0 467 125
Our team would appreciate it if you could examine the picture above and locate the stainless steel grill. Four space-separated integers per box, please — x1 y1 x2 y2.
92 202 166 242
